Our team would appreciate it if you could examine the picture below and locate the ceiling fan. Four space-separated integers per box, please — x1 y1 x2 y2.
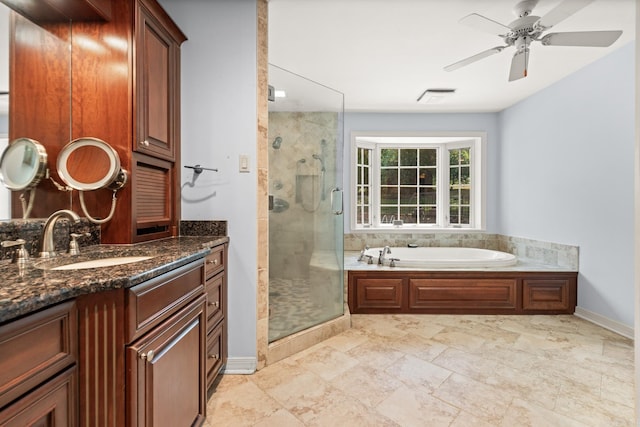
444 0 623 81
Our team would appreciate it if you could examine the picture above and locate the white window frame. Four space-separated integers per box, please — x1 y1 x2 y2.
350 131 486 232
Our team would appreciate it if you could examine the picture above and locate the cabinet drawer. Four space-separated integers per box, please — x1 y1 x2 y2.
126 260 204 343
206 322 224 388
0 301 77 408
352 277 404 312
204 245 224 280
205 273 224 328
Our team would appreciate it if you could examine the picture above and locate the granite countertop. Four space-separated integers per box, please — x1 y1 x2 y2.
344 251 578 272
0 236 229 324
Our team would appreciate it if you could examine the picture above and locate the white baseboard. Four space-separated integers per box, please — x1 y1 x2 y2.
222 357 257 375
574 306 634 340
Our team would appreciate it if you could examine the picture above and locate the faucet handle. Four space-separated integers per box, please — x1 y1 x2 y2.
1 239 29 265
69 233 90 255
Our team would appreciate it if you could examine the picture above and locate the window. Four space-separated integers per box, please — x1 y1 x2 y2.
352 133 485 231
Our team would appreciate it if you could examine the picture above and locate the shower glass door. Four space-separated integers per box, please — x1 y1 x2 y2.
268 64 344 343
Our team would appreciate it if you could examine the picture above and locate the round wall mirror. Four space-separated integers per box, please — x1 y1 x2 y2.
57 137 127 191
0 137 48 190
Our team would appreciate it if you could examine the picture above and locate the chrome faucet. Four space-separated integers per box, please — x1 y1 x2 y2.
358 244 370 262
378 246 392 265
38 210 81 258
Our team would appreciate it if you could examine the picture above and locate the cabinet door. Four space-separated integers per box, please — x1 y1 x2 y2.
127 294 207 427
135 0 178 161
0 367 77 427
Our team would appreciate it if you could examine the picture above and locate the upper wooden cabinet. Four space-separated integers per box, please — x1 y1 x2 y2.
135 0 184 161
6 0 186 243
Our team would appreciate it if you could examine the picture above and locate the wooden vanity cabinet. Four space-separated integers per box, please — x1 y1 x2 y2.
77 259 207 426
0 301 78 426
204 243 228 389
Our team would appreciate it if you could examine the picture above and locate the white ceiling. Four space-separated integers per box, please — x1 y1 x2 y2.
268 0 635 113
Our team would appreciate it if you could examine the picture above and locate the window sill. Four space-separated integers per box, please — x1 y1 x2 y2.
352 227 485 234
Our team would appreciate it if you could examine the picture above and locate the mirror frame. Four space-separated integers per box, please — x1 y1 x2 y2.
57 137 126 191
0 137 48 190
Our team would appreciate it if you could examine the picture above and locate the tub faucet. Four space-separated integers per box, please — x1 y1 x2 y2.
378 246 392 265
358 245 370 262
38 210 81 258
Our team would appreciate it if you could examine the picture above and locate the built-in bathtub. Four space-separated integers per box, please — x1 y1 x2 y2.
362 246 517 268
349 246 577 315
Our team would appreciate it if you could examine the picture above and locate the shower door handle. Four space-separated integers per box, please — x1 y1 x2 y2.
331 187 343 215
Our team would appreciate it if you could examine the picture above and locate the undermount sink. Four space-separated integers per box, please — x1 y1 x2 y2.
38 256 154 271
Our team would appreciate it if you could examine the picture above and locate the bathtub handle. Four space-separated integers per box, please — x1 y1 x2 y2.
389 258 399 268
331 187 343 215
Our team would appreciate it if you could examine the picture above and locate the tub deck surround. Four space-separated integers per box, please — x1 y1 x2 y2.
345 252 578 315
0 236 229 324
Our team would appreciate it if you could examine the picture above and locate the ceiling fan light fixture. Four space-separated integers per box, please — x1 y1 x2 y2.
417 88 456 104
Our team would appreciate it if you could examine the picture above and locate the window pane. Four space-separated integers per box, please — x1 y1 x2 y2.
419 188 436 205
419 168 436 185
363 168 369 185
450 150 459 165
450 190 459 205
381 149 398 166
362 187 369 204
380 168 398 185
357 166 363 184
450 168 459 185
450 206 459 224
400 206 417 224
380 206 397 223
421 206 436 224
400 149 417 166
400 169 417 185
460 188 470 204
380 187 398 204
399 187 417 204
357 149 362 164
420 149 436 166
461 166 470 184
461 206 470 224
460 148 470 165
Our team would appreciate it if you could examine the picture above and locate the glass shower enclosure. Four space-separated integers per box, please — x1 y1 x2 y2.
268 64 344 343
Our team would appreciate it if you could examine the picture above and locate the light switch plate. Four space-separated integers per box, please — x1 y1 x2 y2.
239 154 250 173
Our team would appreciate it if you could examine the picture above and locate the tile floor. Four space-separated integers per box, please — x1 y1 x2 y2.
268 277 341 342
205 314 634 426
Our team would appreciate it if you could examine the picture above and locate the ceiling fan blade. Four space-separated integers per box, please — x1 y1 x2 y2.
444 46 506 72
508 49 529 82
460 13 512 36
535 0 595 30
541 30 623 47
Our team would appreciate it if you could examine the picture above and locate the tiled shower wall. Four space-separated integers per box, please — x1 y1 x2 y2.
344 232 579 269
268 112 338 279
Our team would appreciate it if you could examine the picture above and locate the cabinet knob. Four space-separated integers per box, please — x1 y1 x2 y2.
140 350 155 362
208 301 220 308
140 140 150 147
208 354 219 360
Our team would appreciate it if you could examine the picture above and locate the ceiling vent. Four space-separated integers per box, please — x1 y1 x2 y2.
417 88 456 104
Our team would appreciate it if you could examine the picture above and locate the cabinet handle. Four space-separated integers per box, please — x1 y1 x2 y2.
208 354 219 360
207 259 219 266
140 140 150 147
140 350 155 362
208 301 220 308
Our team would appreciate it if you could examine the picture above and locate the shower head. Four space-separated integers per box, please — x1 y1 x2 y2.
312 153 326 172
272 136 283 149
